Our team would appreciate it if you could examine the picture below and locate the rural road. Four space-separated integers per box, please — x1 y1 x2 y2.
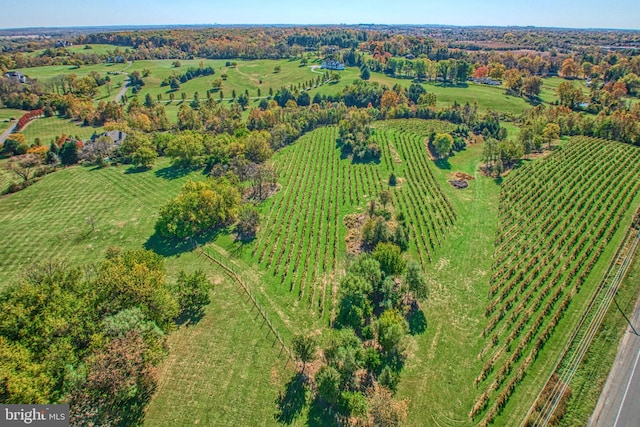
113 61 132 102
590 278 640 426
0 123 16 145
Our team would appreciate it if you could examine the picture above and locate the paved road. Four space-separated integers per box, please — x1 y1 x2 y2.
0 122 16 145
113 61 133 102
590 286 640 427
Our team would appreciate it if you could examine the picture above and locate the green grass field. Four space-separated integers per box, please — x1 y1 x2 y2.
19 116 104 144
0 157 204 288
0 108 25 132
144 272 294 427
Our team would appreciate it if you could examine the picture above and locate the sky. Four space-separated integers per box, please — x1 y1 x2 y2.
1 0 639 30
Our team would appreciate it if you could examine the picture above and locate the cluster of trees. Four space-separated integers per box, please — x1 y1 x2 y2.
519 103 640 146
362 193 410 252
0 249 211 425
160 63 215 90
284 248 428 425
337 109 379 161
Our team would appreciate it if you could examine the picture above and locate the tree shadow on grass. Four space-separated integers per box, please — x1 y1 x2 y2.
144 227 226 257
154 165 195 180
124 165 150 174
275 373 308 425
434 158 451 170
307 396 339 427
174 306 206 327
407 304 427 335
230 234 256 258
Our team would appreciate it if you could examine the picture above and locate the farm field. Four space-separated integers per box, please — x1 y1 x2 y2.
473 137 640 425
207 120 457 327
0 157 205 288
0 113 639 426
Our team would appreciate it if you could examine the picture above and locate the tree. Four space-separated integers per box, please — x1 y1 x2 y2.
173 270 211 319
170 79 180 91
561 58 580 78
522 76 543 98
543 123 560 150
3 153 43 182
166 131 205 167
336 274 373 329
245 131 273 163
59 141 79 166
236 204 260 239
291 334 316 374
369 386 408 427
144 93 155 108
235 93 249 110
389 173 397 186
433 133 454 159
557 81 582 109
360 65 370 80
315 365 341 405
372 243 405 276
131 145 157 169
379 190 392 208
405 261 428 300
155 179 241 239
504 69 523 94
376 309 408 354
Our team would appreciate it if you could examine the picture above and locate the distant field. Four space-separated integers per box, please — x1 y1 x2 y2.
26 43 132 57
19 116 104 144
538 76 589 105
14 56 540 119
0 157 203 288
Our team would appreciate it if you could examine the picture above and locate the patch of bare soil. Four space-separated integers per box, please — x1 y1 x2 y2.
448 171 474 189
451 172 475 181
344 213 367 257
423 138 435 160
389 143 402 164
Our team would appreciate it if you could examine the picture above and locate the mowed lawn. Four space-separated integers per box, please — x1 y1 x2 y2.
0 157 203 288
144 273 293 427
19 116 104 144
0 108 25 132
396 142 501 426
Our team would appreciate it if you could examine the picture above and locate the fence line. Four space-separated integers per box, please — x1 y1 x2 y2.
194 243 294 363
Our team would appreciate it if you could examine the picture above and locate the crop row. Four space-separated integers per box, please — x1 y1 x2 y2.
472 137 640 424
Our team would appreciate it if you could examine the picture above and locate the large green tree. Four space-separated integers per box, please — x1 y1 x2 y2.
155 179 241 239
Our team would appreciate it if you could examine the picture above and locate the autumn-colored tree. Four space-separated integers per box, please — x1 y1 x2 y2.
473 65 489 78
543 123 560 150
503 69 523 94
561 58 580 79
155 179 241 239
3 153 42 182
522 76 543 98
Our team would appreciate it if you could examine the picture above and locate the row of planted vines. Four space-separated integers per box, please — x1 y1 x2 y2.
472 137 640 425
251 121 457 319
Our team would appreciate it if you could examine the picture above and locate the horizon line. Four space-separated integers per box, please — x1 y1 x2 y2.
1 23 640 32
